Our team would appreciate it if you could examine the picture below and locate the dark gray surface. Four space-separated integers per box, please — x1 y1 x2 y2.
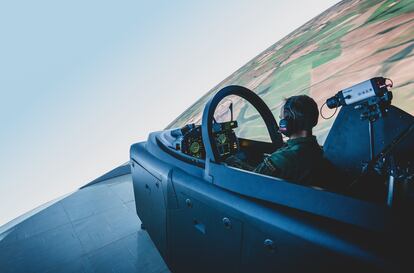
81 163 132 189
0 174 170 273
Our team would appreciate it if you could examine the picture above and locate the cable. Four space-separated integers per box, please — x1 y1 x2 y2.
320 101 338 120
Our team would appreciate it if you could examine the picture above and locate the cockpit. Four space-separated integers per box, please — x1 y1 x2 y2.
156 81 414 207
131 81 414 273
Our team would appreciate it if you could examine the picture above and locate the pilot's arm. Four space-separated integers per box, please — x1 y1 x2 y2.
226 148 290 178
253 156 284 177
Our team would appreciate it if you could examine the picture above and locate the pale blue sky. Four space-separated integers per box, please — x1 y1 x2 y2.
0 0 338 225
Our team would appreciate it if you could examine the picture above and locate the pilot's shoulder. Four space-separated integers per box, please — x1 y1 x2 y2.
271 144 300 156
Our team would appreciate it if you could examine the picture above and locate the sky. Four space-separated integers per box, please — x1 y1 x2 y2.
0 0 339 226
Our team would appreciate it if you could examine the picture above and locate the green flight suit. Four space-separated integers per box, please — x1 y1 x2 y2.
254 135 324 185
227 136 325 186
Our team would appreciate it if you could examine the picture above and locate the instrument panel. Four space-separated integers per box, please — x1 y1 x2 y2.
171 121 239 160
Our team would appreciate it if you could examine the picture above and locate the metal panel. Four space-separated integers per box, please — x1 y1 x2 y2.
324 105 414 178
0 174 169 273
131 162 168 260
170 168 391 272
169 191 242 273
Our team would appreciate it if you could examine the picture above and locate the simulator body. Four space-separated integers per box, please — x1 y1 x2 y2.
131 85 414 273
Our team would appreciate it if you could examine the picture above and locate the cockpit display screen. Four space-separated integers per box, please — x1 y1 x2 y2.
171 121 239 160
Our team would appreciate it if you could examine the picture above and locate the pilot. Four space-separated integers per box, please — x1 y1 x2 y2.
226 95 326 187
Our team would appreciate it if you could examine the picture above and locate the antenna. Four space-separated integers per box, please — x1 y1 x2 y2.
229 103 233 121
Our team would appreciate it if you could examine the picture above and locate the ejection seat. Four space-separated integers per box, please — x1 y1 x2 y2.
323 104 414 203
